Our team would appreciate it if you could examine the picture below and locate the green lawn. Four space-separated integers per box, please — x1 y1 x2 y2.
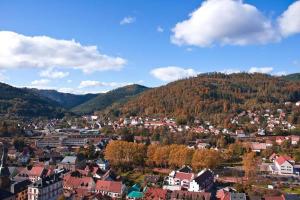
121 171 146 185
283 187 300 194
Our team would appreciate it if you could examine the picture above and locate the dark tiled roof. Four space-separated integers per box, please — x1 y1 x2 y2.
193 169 213 185
178 165 193 173
30 174 62 189
10 179 32 194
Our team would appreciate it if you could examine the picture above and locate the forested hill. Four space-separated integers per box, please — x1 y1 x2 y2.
71 84 149 115
27 89 97 109
103 73 300 123
282 73 300 82
0 82 66 119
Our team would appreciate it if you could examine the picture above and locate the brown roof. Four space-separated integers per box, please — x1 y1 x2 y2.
170 191 211 200
144 188 167 200
95 180 122 194
64 174 94 189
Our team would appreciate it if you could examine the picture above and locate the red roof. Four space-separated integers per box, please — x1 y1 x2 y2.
275 155 293 165
28 166 45 177
174 172 194 181
144 188 167 200
95 180 122 194
276 136 285 141
64 174 94 189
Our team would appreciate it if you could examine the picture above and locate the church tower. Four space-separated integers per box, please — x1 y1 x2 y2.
0 142 11 190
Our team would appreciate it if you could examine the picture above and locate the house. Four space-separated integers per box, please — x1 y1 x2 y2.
165 166 194 190
197 143 209 149
126 184 144 199
17 166 47 183
18 153 30 165
143 188 168 200
10 179 32 200
95 180 125 199
96 158 109 171
291 135 300 145
275 136 287 145
27 174 63 200
273 155 295 174
63 173 95 194
250 142 267 152
7 149 19 160
188 169 214 192
170 191 211 200
58 156 85 171
217 187 246 200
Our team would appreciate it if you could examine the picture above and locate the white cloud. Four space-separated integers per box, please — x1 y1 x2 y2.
273 71 287 76
0 70 8 82
220 69 241 74
249 67 273 74
278 1 300 37
157 26 164 33
0 31 126 74
171 0 279 47
40 68 69 79
78 80 132 88
120 16 136 25
31 79 50 86
67 80 72 83
150 66 198 82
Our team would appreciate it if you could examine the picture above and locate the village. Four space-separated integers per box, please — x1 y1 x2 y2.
0 101 299 200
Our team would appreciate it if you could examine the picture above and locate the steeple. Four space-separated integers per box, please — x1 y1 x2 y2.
0 142 11 190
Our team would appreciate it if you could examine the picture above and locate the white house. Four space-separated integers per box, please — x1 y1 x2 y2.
96 158 109 171
95 180 125 199
28 174 63 200
165 166 194 190
273 156 295 175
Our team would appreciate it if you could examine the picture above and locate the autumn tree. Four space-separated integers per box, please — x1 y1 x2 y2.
168 145 194 168
224 141 246 161
192 149 222 170
243 152 260 179
104 141 146 168
153 146 170 168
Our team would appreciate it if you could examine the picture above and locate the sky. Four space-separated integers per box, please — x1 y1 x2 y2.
0 0 300 94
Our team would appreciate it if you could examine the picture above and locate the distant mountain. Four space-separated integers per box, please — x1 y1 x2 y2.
71 84 149 115
102 73 300 124
0 82 66 119
27 89 97 109
282 73 300 81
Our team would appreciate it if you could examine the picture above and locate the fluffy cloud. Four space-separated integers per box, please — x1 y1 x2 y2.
171 0 279 47
78 80 131 88
278 1 300 37
40 68 69 79
120 16 135 25
248 67 273 74
0 31 126 74
31 79 50 86
150 66 198 82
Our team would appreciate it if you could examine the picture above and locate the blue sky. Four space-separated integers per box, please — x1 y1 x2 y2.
0 0 299 94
